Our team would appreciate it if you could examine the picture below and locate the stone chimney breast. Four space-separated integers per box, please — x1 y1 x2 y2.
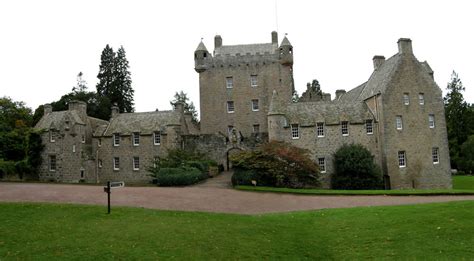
111 104 119 118
397 38 413 54
44 104 52 114
68 100 87 116
214 35 222 49
335 89 346 100
372 55 386 70
271 31 278 44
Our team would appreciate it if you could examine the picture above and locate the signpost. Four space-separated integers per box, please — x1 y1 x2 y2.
103 181 125 214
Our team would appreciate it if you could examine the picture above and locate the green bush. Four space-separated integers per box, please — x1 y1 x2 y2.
231 168 259 186
230 141 320 188
0 159 16 179
154 167 207 186
332 144 383 190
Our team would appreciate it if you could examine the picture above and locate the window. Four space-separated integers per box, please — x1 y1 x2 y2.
341 121 349 136
49 131 55 142
49 155 56 171
253 124 260 133
98 159 103 168
251 99 259 111
227 125 234 135
153 131 161 145
318 157 326 173
396 116 403 130
291 124 299 139
366 120 373 134
133 157 140 170
98 138 102 147
429 114 435 128
398 151 406 168
316 122 324 137
419 93 425 105
113 133 120 146
432 147 439 164
113 157 120 170
226 77 233 89
81 135 85 143
227 101 235 113
72 145 76 153
403 93 410 105
80 169 85 179
133 132 140 146
250 75 258 87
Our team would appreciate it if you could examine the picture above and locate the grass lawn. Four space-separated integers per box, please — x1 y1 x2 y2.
1 201 474 260
236 175 474 196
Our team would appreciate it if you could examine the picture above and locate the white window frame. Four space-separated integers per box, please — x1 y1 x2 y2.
133 132 140 146
113 157 120 170
98 159 103 168
398 151 406 168
419 93 425 105
429 114 435 128
72 145 76 153
318 157 326 173
403 93 410 105
153 131 161 145
50 131 55 143
251 99 259 111
252 124 260 133
341 121 349 136
396 116 403 130
291 124 299 139
133 157 140 171
49 155 56 172
366 120 373 134
98 138 102 147
432 147 439 164
227 101 235 113
250 75 258 87
317 122 325 137
226 77 233 89
113 133 120 146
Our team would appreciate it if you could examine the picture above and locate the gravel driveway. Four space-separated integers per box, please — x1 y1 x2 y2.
1 175 473 214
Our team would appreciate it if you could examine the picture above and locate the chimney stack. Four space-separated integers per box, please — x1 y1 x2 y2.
372 55 386 70
68 100 87 116
111 104 119 118
335 89 346 100
271 31 278 45
173 102 185 113
397 38 413 54
214 35 222 49
44 104 52 114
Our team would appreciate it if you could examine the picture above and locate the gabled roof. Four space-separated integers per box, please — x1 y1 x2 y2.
35 111 85 131
214 43 277 56
102 110 181 136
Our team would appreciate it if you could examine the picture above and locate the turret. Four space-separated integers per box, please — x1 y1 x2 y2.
279 36 293 65
268 90 287 141
194 40 210 73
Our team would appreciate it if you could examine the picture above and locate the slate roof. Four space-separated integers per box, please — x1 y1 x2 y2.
101 110 181 136
214 43 277 56
280 36 292 46
195 41 208 52
35 111 85 130
285 101 372 126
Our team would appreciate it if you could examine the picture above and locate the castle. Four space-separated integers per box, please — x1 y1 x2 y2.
34 32 452 189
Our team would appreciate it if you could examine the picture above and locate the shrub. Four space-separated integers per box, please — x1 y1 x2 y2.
332 144 383 190
230 141 320 188
0 159 16 179
154 167 207 186
231 168 259 186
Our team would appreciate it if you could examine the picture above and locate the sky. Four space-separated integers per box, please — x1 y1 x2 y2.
1 0 473 116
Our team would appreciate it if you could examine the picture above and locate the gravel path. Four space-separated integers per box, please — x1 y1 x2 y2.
1 178 473 215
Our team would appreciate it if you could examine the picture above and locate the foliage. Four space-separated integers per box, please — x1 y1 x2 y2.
459 135 474 174
444 71 474 169
0 97 32 132
452 175 474 190
332 144 383 190
96 45 134 115
170 91 199 122
1 201 474 260
26 131 44 176
152 167 207 186
231 169 258 186
230 141 319 188
0 159 16 179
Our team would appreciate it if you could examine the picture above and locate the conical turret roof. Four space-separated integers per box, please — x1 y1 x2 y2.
280 36 292 47
195 41 208 52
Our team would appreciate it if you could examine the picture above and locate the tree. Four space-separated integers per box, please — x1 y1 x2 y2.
459 135 474 174
444 71 472 169
332 144 383 190
170 91 198 122
72 72 88 93
0 97 32 132
96 45 134 115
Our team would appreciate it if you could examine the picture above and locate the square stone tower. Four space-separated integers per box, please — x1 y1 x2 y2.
194 32 294 136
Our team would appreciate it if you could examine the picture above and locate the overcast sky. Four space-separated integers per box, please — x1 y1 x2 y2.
1 0 473 115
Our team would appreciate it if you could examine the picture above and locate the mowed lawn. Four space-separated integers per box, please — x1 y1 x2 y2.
1 201 473 260
453 175 474 190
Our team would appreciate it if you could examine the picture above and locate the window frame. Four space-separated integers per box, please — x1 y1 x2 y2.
226 77 233 89
398 151 406 168
252 124 260 133
419 93 425 105
366 119 374 134
291 124 299 139
396 116 403 130
98 138 102 147
153 131 161 145
227 101 235 113
428 114 435 128
49 155 56 172
113 133 120 146
403 93 410 105
133 132 140 146
251 99 259 111
432 147 439 164
250 75 258 87
98 159 103 168
113 157 120 170
318 157 326 173
316 122 325 137
133 156 140 171
49 131 55 143
341 121 349 136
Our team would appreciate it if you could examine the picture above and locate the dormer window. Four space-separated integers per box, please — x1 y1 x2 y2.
113 133 120 146
49 131 55 142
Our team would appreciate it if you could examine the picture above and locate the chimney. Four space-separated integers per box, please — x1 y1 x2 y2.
44 104 52 114
271 31 278 45
111 104 119 118
173 102 185 113
335 89 346 100
372 55 386 70
68 100 87 116
322 93 332 101
397 38 413 54
214 35 222 49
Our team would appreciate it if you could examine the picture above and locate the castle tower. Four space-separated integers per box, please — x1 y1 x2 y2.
195 32 294 136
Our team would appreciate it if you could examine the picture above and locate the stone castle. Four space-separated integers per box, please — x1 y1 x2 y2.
34 32 452 189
